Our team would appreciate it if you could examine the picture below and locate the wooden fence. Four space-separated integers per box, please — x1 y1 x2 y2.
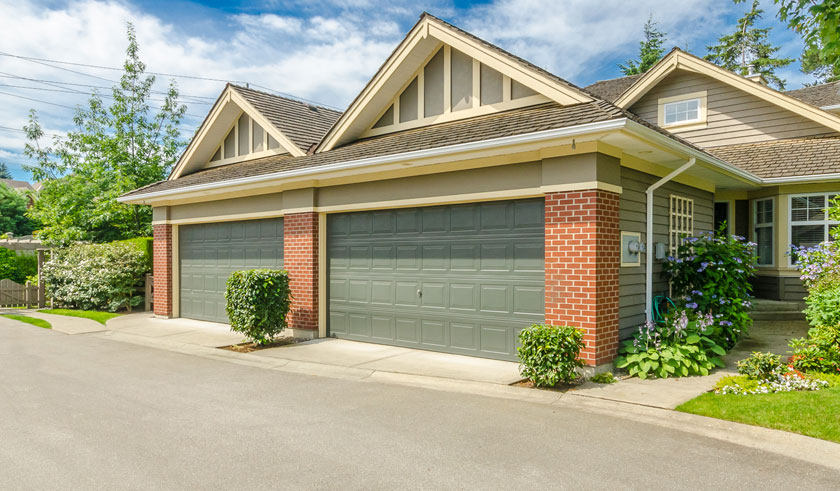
0 279 39 308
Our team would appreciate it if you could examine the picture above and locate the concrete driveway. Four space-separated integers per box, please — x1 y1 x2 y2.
1 320 839 490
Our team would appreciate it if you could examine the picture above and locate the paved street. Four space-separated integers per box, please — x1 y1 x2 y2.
1 322 838 490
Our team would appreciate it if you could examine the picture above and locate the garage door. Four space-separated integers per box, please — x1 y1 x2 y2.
327 199 544 361
180 218 284 323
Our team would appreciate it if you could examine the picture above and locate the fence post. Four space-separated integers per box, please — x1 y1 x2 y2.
145 274 153 312
37 249 46 309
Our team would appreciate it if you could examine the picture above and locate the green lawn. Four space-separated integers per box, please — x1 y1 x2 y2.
677 384 840 443
2 314 52 329
38 309 121 325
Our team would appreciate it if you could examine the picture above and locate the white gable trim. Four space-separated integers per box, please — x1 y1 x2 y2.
614 50 840 134
169 86 305 180
317 15 592 152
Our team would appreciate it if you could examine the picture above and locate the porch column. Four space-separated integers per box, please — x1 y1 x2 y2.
152 224 173 317
544 189 621 366
283 212 319 333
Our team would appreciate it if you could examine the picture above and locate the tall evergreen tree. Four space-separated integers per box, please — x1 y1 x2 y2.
766 0 840 85
23 23 186 245
619 15 667 76
0 162 11 179
705 0 794 89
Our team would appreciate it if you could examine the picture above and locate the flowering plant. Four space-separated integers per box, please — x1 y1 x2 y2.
788 325 840 375
714 372 829 395
662 226 757 349
616 310 726 379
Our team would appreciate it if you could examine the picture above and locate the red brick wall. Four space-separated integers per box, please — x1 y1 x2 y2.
152 224 173 317
545 190 620 366
283 212 319 331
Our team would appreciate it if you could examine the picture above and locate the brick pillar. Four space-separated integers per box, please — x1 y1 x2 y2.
545 190 620 366
152 224 173 317
283 212 319 332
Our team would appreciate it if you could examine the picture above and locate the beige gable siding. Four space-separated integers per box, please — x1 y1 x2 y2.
630 69 835 147
618 168 714 339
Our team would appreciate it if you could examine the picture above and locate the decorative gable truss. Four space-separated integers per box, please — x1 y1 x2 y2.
318 13 593 151
169 85 307 179
365 44 548 137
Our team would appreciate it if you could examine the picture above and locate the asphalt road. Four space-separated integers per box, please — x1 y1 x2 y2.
1 322 838 490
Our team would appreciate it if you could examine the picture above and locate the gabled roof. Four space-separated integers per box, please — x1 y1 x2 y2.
230 85 342 153
612 48 840 133
785 81 840 108
584 74 642 102
0 179 34 191
316 12 594 152
708 134 840 179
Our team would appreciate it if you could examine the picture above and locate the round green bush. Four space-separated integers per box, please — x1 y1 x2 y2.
225 269 292 345
517 324 585 387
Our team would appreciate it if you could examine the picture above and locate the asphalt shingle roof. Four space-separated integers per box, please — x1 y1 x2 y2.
125 101 632 198
708 135 840 178
231 85 342 153
785 81 840 108
583 74 642 102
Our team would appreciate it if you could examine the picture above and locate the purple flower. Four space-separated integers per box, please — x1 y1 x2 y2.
686 302 698 309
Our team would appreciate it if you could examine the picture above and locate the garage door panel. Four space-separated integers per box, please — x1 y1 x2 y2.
328 198 543 361
180 218 283 323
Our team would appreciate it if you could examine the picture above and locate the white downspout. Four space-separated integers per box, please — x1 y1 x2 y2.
645 158 696 323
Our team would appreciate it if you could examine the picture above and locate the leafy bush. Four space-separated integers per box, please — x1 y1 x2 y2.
0 247 38 284
113 237 153 269
225 269 292 345
789 325 840 375
736 352 782 380
517 324 585 387
42 241 149 312
616 310 726 379
590 372 617 384
662 228 757 349
804 284 840 328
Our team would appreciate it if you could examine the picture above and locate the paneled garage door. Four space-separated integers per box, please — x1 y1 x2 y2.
327 199 544 361
180 218 284 323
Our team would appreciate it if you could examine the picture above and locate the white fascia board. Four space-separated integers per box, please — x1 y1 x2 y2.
118 118 629 203
762 173 840 184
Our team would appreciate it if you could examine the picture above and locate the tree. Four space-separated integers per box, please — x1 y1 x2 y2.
763 0 840 85
23 23 186 245
619 15 668 75
0 162 11 179
0 183 37 236
705 0 794 89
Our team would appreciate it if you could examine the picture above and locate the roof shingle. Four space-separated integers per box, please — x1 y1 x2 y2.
708 135 840 178
785 81 840 108
584 74 642 102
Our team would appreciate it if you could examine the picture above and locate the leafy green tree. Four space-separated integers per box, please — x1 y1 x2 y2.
619 15 668 75
706 0 794 89
0 162 11 179
800 44 840 84
0 183 37 236
23 23 186 245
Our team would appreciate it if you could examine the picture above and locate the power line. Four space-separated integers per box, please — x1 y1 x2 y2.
0 90 78 110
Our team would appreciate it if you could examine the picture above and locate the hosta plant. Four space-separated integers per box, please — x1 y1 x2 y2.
517 324 585 387
616 310 726 379
225 269 292 345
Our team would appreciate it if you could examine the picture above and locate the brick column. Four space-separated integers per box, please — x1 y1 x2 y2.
152 224 173 317
283 212 319 332
545 190 620 366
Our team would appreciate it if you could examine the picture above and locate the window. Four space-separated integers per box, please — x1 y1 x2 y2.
754 198 774 266
669 195 694 256
663 98 700 125
790 193 839 262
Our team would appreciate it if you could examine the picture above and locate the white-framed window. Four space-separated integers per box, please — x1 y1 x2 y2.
663 98 701 125
789 193 839 264
669 195 694 256
753 198 774 266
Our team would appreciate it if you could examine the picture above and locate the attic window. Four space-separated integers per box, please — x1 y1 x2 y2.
511 79 537 99
399 77 419 123
658 91 707 129
223 128 235 159
373 105 394 128
480 63 503 105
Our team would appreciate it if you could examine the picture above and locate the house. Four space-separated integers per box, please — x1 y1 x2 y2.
120 13 839 369
1 179 35 192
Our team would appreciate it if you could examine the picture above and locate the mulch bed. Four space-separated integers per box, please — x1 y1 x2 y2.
219 337 304 353
511 379 586 392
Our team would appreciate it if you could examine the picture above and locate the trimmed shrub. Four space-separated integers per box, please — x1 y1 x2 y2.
225 269 292 345
736 352 782 380
113 237 153 269
789 325 840 375
42 241 149 312
517 324 585 387
0 247 37 284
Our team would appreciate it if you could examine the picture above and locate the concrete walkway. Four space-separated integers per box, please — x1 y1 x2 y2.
570 319 811 409
0 309 107 334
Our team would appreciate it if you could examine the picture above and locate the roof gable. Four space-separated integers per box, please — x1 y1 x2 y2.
316 13 593 152
612 49 840 134
170 85 340 179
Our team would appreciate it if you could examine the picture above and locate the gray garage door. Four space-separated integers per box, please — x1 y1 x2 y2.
328 199 544 361
180 218 284 323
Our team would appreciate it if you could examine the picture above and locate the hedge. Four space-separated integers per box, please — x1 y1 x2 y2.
225 269 292 345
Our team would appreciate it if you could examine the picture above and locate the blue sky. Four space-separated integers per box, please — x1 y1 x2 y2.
0 0 810 181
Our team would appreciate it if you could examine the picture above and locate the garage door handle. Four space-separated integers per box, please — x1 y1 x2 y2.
417 289 422 297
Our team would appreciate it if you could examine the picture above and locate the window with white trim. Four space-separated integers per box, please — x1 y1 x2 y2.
669 195 694 256
790 193 838 262
754 198 774 266
663 98 701 126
